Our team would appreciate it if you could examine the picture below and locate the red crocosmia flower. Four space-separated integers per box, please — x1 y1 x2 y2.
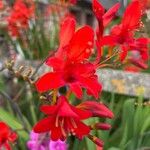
100 1 149 65
92 0 120 39
7 0 35 37
0 122 17 150
100 1 142 46
34 96 113 147
35 17 102 99
33 96 92 140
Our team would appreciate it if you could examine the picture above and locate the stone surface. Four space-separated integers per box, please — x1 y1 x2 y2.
97 69 150 98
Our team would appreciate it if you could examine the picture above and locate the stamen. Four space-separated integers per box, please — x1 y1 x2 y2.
70 118 77 128
55 115 59 127
59 118 67 137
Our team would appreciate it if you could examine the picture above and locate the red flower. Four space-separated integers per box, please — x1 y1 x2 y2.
7 0 35 37
92 0 120 40
34 96 113 147
35 17 102 99
99 1 149 68
0 122 17 150
33 96 92 140
100 1 142 47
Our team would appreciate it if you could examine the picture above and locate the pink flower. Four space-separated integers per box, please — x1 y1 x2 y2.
27 131 49 150
49 140 68 150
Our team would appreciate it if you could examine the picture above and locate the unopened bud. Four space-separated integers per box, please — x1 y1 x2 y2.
91 123 111 130
88 135 104 147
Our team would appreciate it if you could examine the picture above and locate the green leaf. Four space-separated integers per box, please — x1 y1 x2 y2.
108 147 121 150
141 116 150 134
85 138 96 150
134 97 143 136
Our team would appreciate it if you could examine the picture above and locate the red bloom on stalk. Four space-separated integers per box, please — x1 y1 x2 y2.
0 122 17 150
100 1 142 50
34 96 114 147
100 1 149 68
34 96 92 140
35 17 102 99
7 0 34 37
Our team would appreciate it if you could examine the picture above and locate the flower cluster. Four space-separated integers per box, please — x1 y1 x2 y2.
0 121 17 150
33 0 150 148
7 0 35 37
33 9 113 149
93 0 149 71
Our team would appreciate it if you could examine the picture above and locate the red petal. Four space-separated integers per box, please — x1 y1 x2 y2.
59 16 76 48
3 142 11 150
71 107 92 120
40 105 57 115
120 45 128 62
74 63 95 77
51 127 63 141
57 96 79 118
100 36 117 46
78 76 102 99
0 122 10 138
69 83 82 99
33 117 53 133
46 56 64 70
78 101 114 119
74 120 90 139
122 1 141 30
35 72 65 92
8 132 17 142
68 26 94 61
103 3 120 27
92 0 105 20
92 0 105 38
